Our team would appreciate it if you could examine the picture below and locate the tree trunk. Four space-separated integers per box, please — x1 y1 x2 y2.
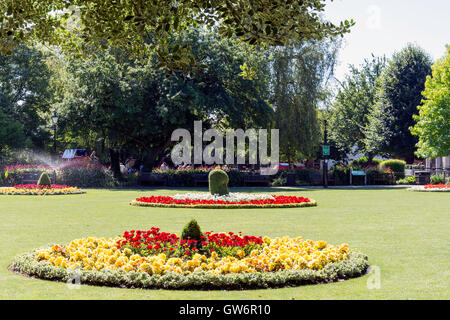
367 152 374 165
109 148 122 180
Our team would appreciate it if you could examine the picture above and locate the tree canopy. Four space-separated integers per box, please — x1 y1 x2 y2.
0 44 52 150
271 39 340 164
411 46 450 158
0 0 353 72
364 44 432 162
329 55 386 157
54 29 273 173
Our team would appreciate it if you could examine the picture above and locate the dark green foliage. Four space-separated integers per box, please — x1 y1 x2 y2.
350 157 382 168
0 111 24 153
0 0 353 74
330 55 386 155
365 45 433 162
379 159 406 178
55 167 118 188
57 29 273 169
37 172 51 187
365 167 395 185
331 165 350 185
209 169 229 196
181 219 204 243
0 45 52 152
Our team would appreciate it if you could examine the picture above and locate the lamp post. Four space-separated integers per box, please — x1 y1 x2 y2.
322 119 329 188
51 111 58 155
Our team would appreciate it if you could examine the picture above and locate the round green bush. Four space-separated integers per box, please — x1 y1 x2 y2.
379 159 406 178
37 172 51 187
209 168 229 196
181 219 204 246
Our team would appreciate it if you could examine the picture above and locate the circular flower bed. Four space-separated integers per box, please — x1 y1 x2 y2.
10 227 368 290
130 192 317 208
0 184 85 195
408 183 450 192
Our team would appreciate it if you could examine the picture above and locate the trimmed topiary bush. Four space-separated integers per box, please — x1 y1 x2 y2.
37 172 51 187
181 219 205 250
181 219 204 241
379 159 406 178
209 168 229 195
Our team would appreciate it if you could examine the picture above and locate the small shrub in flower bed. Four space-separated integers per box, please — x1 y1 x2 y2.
9 225 368 290
0 184 85 195
130 192 317 209
408 183 450 192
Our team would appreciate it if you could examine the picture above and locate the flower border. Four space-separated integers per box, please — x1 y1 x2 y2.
0 188 86 196
9 250 368 290
129 199 317 209
407 186 450 192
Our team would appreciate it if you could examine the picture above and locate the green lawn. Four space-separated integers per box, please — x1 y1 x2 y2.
1 187 449 299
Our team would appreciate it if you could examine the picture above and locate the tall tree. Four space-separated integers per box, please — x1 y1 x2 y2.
0 0 353 72
411 46 450 158
0 44 52 150
329 55 386 158
0 109 24 156
55 30 273 175
364 44 432 163
271 39 340 164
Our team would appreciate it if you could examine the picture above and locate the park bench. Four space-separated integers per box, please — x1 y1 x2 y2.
350 170 367 185
138 172 167 186
243 174 269 187
193 173 209 187
21 172 43 184
21 171 57 185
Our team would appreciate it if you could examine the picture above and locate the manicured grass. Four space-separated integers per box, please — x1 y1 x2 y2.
0 187 449 299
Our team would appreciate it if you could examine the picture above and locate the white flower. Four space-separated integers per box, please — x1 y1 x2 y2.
172 192 275 201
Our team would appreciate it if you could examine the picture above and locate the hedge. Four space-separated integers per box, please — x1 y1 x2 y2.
379 159 406 178
9 250 368 290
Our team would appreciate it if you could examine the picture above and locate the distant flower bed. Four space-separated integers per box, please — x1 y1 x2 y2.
130 193 317 208
10 228 368 290
408 183 450 192
0 184 85 195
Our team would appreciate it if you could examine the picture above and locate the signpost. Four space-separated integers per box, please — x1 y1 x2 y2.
322 120 329 188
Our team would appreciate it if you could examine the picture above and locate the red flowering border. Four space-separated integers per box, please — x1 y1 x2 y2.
408 183 450 192
118 228 263 258
13 184 75 189
424 183 449 189
130 195 317 209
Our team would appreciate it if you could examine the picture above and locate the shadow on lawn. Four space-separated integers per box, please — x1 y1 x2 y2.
102 186 408 192
103 186 318 193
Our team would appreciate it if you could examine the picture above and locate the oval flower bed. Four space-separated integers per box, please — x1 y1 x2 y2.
130 192 317 208
0 184 85 195
9 227 368 290
408 183 450 192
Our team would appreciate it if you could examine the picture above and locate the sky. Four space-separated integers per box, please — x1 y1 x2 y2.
323 0 450 81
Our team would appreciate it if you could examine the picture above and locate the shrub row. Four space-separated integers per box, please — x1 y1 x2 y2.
0 166 118 188
10 250 368 290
